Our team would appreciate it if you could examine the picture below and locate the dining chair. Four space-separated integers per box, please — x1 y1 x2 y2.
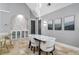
4 35 14 48
29 35 39 53
0 38 5 51
28 35 31 48
0 36 8 51
40 38 56 55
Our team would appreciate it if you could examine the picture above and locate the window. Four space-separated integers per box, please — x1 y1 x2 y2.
17 31 20 38
12 31 16 39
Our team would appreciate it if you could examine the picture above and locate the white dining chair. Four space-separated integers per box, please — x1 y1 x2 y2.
28 35 31 48
28 34 35 48
40 38 56 55
29 35 39 53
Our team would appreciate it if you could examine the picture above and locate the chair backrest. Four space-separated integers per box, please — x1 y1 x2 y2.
40 38 56 52
30 35 39 46
0 37 5 47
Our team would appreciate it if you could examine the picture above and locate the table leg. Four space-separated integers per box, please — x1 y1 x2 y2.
39 41 41 55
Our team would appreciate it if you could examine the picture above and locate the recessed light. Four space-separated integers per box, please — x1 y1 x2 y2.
47 3 51 6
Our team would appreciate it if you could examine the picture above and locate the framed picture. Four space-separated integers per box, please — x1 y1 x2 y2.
48 20 53 30
54 18 62 30
64 16 75 30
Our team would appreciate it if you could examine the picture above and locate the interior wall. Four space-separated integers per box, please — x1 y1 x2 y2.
0 3 35 34
41 3 79 48
0 11 10 33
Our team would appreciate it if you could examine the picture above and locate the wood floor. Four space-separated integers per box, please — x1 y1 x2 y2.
0 38 79 55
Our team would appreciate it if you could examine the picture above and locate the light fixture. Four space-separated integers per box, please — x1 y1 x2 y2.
17 14 24 19
16 14 24 21
43 21 47 26
44 21 47 24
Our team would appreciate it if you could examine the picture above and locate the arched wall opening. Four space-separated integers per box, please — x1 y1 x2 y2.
11 14 28 40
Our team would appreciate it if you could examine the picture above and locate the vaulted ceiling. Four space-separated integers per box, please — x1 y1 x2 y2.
26 3 72 17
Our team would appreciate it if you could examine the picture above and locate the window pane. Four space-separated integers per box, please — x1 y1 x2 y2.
22 31 24 38
12 31 16 39
17 31 20 38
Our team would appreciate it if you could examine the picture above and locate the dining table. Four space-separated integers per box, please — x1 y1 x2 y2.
29 34 56 55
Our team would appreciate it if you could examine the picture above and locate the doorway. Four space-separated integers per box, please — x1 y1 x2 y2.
38 20 41 35
31 20 35 34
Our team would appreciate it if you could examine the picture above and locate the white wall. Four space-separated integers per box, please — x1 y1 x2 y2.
12 14 27 31
41 3 79 48
0 3 35 34
0 11 10 33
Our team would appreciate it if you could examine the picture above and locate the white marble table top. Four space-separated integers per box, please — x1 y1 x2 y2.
29 34 56 42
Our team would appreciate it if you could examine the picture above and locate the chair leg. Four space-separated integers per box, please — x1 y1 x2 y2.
39 49 41 55
50 51 54 55
46 52 48 55
33 47 35 53
53 45 55 51
52 52 53 55
37 46 38 50
31 46 33 51
28 41 31 48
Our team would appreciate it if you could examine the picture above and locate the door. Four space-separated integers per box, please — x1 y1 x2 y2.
31 20 35 34
38 20 41 34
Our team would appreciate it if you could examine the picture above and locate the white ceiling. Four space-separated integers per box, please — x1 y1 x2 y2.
26 3 72 17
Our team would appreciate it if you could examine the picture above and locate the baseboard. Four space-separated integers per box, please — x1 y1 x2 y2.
56 42 79 51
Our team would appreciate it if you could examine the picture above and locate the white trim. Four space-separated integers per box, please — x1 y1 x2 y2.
11 30 29 32
56 42 79 51
0 10 10 13
31 19 36 20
